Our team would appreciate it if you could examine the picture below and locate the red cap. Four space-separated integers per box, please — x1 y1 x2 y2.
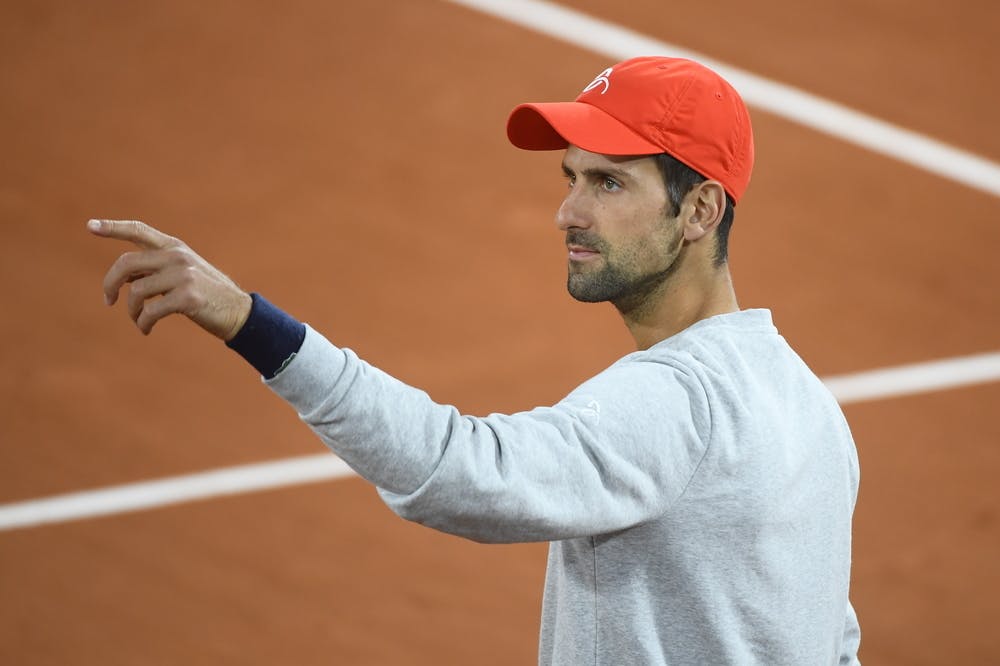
507 57 754 203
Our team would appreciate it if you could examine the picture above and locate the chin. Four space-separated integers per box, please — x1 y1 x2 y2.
567 279 617 304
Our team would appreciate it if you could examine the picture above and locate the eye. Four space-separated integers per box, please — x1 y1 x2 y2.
601 176 621 191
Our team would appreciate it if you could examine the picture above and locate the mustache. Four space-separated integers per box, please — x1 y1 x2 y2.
565 230 607 253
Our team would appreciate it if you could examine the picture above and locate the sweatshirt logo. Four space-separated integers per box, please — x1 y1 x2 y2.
582 67 613 95
581 399 602 424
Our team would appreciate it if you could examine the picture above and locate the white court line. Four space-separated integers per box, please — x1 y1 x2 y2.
0 454 355 532
447 0 1000 199
3 352 1000 532
824 351 1000 404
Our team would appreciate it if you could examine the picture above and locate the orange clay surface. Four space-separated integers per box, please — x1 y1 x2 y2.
1 1 999 664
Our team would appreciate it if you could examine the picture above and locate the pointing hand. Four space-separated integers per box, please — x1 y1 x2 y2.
88 219 252 340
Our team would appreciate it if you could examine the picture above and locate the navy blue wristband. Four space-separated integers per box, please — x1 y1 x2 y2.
225 293 306 379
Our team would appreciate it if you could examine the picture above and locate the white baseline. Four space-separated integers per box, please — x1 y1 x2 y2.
2 351 1000 532
0 455 354 532
447 0 1000 199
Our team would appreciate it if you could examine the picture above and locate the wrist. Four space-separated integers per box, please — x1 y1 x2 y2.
225 293 307 378
224 291 253 342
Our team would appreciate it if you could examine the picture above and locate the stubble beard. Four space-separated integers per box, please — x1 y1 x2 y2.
567 261 631 303
568 261 678 317
566 230 682 316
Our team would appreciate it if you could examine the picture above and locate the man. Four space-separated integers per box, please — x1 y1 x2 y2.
90 57 861 664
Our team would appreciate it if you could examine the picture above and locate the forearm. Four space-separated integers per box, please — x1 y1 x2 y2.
225 295 456 492
265 325 463 496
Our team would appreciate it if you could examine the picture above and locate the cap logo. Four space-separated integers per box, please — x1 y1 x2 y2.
582 67 613 95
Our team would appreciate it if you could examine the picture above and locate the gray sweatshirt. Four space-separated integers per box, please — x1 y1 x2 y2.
265 309 861 664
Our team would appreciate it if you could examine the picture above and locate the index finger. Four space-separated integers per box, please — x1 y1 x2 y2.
86 219 179 250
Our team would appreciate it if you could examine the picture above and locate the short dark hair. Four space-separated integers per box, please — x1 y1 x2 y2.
653 153 735 267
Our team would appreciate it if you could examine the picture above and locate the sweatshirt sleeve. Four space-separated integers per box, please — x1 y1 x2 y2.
265 325 711 543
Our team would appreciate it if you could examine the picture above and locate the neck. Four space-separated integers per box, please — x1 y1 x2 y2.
616 258 739 350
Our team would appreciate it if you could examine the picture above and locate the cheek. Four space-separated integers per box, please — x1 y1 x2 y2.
601 202 677 264
640 224 684 272
610 225 678 272
642 213 683 255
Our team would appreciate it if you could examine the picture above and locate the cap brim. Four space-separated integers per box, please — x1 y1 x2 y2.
507 102 662 155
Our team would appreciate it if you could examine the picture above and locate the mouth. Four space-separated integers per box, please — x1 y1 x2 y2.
567 244 600 262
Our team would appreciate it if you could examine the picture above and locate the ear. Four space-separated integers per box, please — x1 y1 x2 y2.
680 181 726 242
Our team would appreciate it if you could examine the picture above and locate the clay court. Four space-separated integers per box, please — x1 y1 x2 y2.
2 1 999 663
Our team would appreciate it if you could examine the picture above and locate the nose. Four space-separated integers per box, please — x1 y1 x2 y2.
555 186 591 232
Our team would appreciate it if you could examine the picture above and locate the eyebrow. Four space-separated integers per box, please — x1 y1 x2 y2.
561 162 634 182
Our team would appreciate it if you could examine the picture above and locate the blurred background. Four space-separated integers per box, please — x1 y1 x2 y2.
1 1 998 663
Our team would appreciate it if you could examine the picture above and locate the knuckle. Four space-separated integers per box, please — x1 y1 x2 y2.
168 246 195 266
128 279 145 299
127 284 146 306
177 265 198 287
140 297 163 322
116 250 144 274
143 298 159 317
104 256 130 290
110 252 131 274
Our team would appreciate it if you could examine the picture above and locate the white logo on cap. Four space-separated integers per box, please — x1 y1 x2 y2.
582 67 613 95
